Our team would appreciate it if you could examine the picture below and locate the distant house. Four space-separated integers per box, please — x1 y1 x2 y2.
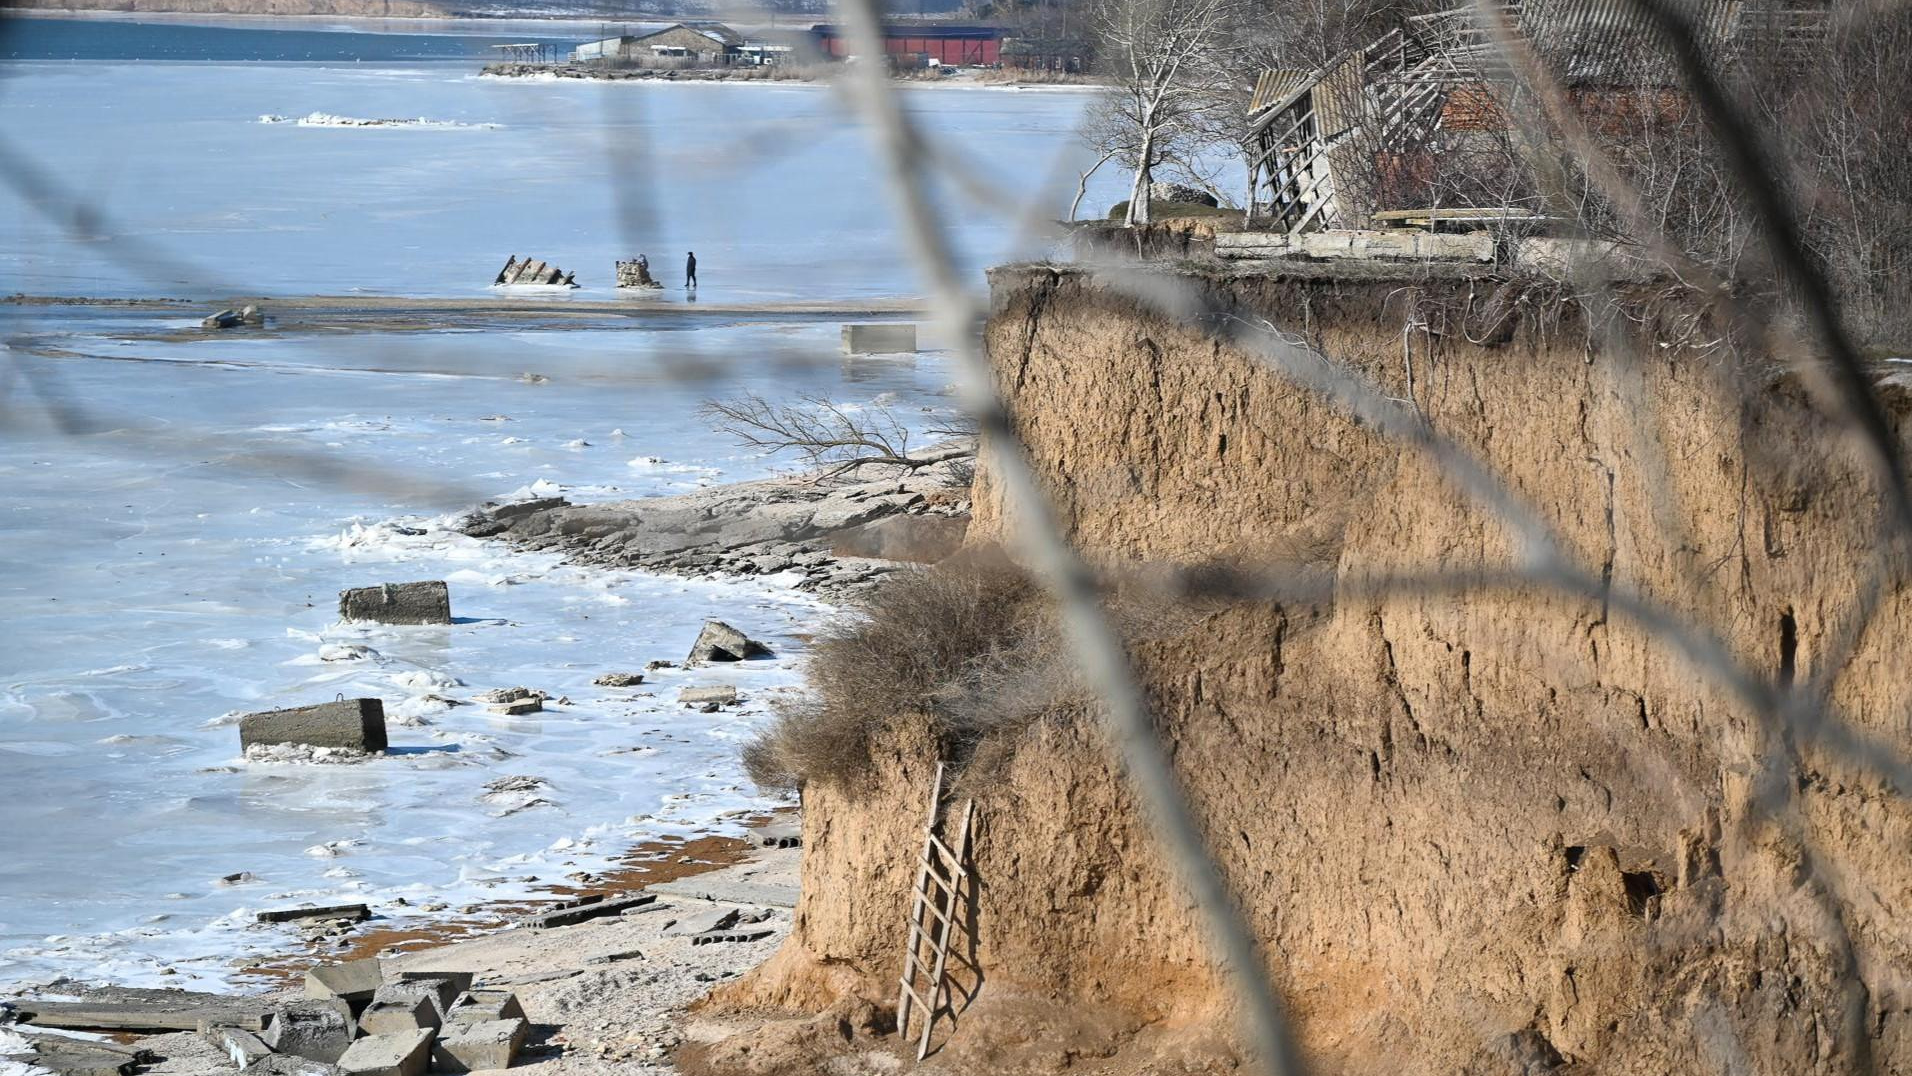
809 23 1003 66
572 23 743 66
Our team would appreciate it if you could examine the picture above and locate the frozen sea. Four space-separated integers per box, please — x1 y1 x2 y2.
0 27 1123 991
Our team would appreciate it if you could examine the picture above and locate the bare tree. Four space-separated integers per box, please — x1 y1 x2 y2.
700 392 954 480
1090 0 1241 226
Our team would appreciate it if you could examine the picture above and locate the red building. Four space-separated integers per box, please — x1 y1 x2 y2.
809 24 1003 66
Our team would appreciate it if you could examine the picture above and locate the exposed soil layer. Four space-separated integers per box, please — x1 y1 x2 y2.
703 264 1912 1075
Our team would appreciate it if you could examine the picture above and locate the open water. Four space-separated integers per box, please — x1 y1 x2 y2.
0 19 1123 990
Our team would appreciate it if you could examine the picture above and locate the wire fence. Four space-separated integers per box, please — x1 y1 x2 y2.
3 0 1910 1072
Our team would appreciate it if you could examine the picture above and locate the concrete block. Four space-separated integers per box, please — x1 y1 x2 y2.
304 958 383 1005
338 581 451 626
686 619 771 663
431 1018 527 1074
678 685 739 707
840 322 917 355
487 697 541 715
444 990 525 1026
392 970 473 1005
355 995 438 1036
263 998 354 1064
202 1026 273 1070
336 1028 432 1076
368 980 449 1022
240 699 387 753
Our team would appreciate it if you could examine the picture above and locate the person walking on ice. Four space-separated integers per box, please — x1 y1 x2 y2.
685 251 698 289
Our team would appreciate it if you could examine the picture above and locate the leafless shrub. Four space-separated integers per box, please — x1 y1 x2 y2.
700 392 931 480
742 550 1056 791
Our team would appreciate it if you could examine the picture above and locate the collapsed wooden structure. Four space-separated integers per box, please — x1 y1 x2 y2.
1246 0 1828 233
494 255 577 287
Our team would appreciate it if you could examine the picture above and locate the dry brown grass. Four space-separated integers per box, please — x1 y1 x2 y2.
744 549 1083 791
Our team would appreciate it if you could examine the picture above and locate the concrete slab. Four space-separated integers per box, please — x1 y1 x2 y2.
338 581 451 625
304 958 384 1004
517 891 654 929
356 994 438 1036
257 903 370 925
240 699 387 753
336 1028 432 1076
12 998 270 1033
663 907 738 937
841 322 917 354
690 928 776 946
431 1018 527 1074
202 1026 273 1069
647 877 799 909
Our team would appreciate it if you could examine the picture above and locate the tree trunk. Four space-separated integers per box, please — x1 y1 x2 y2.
1242 154 1257 226
1070 151 1115 223
1126 128 1155 227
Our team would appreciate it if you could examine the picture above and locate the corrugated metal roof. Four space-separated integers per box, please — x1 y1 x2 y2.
1250 68 1316 115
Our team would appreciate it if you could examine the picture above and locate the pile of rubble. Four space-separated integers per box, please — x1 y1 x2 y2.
2 963 527 1076
460 448 974 597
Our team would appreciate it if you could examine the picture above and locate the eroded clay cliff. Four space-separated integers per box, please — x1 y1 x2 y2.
706 263 1912 1076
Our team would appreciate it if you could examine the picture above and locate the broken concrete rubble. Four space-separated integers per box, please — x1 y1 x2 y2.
337 581 451 626
202 304 265 330
687 620 771 663
678 684 739 707
615 257 663 289
593 671 645 686
430 1017 526 1073
239 699 387 754
457 449 973 597
493 255 576 287
488 697 542 715
2 1030 147 1076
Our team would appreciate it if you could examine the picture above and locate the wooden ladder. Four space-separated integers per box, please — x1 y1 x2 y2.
896 762 976 1061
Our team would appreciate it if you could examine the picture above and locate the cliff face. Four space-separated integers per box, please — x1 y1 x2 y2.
717 264 1912 1075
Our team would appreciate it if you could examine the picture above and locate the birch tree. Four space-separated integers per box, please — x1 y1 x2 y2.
1091 0 1240 226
